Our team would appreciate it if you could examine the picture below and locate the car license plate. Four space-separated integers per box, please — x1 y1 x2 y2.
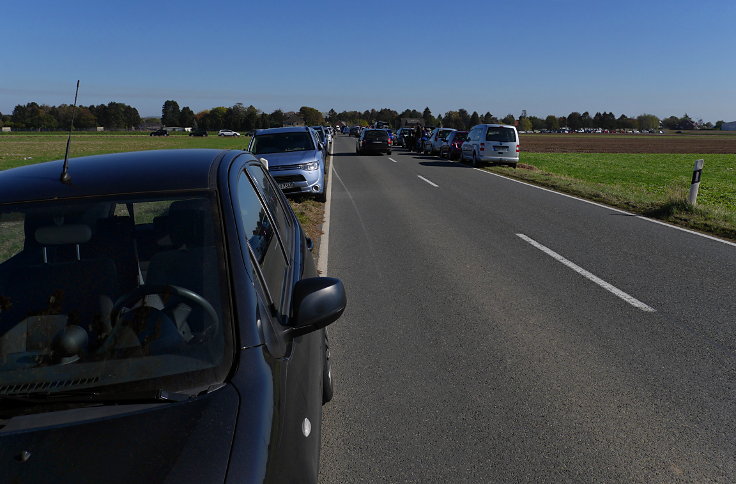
278 182 294 190
493 146 507 151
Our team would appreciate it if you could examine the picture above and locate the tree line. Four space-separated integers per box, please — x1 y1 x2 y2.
0 99 726 132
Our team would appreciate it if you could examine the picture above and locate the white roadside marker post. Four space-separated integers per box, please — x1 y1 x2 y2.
688 159 704 206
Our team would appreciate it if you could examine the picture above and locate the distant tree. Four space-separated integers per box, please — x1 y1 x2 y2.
567 112 582 131
161 100 181 126
557 116 567 129
581 111 593 129
204 107 228 131
661 116 680 130
179 106 195 127
502 114 515 126
300 106 324 126
269 109 285 127
545 115 559 130
326 108 338 124
636 114 660 131
715 120 725 130
617 114 635 130
244 105 259 131
679 114 695 130
482 112 497 124
258 112 270 129
519 117 533 131
422 107 435 127
457 109 470 129
529 116 545 131
469 111 480 128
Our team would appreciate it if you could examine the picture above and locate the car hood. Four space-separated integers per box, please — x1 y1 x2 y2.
1 385 241 483
258 150 319 166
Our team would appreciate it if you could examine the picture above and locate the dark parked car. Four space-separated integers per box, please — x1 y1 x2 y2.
440 130 468 160
0 149 346 483
356 129 391 155
150 128 168 136
188 128 208 137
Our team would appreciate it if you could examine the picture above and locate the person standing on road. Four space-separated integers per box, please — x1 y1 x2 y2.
414 125 422 151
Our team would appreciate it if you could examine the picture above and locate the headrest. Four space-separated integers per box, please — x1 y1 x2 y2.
35 224 92 245
167 199 213 248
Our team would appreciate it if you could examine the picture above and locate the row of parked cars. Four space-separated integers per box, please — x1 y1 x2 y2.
399 124 520 167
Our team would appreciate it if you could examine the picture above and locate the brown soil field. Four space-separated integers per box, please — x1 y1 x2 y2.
520 134 736 154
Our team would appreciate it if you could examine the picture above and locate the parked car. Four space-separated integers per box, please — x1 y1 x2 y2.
356 129 391 155
217 129 240 137
310 126 330 155
460 124 519 167
248 127 327 202
439 130 468 160
424 128 456 155
349 126 361 137
150 128 168 137
188 128 208 137
0 149 346 482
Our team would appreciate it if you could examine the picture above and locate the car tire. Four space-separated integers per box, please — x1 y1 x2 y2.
387 149 392 155
315 190 327 203
322 329 333 404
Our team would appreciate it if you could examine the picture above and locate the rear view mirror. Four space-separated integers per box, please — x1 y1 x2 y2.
287 277 346 338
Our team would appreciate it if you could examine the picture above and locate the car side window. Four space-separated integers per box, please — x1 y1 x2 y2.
236 171 287 310
246 164 292 244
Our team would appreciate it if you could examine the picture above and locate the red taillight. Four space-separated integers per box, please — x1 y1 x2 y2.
480 143 485 152
516 145 520 153
388 139 392 145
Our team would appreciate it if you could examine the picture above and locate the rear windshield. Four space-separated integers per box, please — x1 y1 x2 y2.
364 130 387 140
486 128 517 142
251 132 315 154
452 132 468 141
439 130 454 139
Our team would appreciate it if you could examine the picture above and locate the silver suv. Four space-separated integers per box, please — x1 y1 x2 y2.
460 124 519 167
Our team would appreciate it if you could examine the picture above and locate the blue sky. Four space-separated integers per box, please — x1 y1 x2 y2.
2 0 734 122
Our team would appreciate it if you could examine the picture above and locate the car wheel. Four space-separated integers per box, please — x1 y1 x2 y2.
322 329 333 404
315 190 327 203
387 149 392 155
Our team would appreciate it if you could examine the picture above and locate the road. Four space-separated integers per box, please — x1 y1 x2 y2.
319 135 736 482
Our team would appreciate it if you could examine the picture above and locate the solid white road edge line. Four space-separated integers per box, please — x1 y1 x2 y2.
388 157 398 163
516 233 656 313
417 175 439 188
474 168 736 248
317 150 334 276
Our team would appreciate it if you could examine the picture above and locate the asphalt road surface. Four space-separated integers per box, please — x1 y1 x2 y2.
319 135 736 483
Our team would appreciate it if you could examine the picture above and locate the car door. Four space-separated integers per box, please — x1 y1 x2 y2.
231 160 324 481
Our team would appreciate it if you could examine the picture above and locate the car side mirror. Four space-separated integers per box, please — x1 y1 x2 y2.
318 142 325 151
259 158 269 170
287 277 346 338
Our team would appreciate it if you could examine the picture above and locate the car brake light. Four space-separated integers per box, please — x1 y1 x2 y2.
480 143 485 152
516 145 520 153
388 139 392 145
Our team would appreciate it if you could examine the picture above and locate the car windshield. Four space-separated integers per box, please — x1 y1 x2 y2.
486 127 517 142
251 132 315 154
0 194 232 396
452 132 468 141
364 130 387 140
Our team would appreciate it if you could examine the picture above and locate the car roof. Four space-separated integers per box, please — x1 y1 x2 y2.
254 127 310 135
0 149 239 204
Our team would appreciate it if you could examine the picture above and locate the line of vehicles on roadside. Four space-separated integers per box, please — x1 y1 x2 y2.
349 123 520 168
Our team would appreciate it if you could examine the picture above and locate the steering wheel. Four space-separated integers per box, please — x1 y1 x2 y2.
99 285 219 354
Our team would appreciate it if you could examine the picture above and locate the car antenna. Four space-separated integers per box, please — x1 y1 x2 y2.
60 80 80 184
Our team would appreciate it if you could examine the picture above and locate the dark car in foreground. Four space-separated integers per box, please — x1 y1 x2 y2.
0 149 346 483
356 129 391 155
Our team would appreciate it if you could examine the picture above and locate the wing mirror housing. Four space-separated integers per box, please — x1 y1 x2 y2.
287 277 346 338
259 158 269 170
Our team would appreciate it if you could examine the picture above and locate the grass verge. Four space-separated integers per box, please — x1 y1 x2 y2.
482 153 736 240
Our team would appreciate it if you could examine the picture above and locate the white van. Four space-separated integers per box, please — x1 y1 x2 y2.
460 124 519 167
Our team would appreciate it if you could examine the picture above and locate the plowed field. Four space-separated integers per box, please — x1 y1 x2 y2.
520 134 736 154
